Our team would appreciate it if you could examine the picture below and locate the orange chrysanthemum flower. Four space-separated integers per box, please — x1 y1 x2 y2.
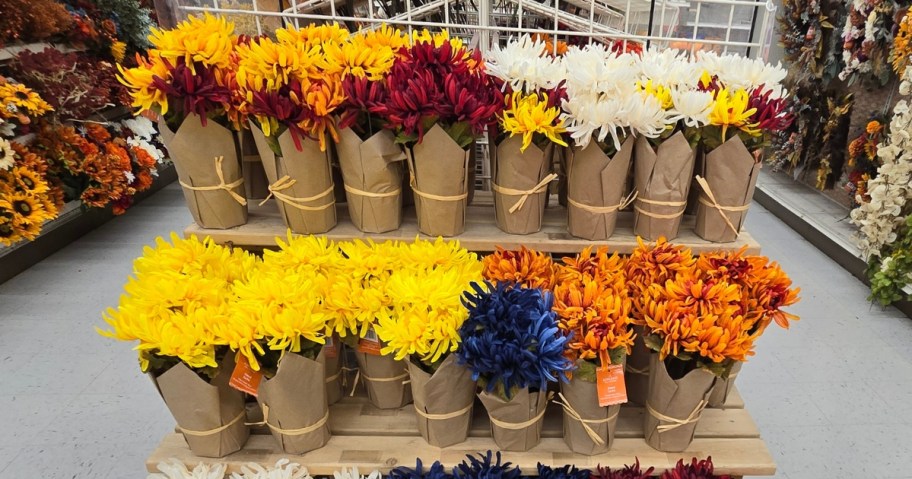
554 277 634 368
626 237 697 323
558 246 626 289
482 246 556 290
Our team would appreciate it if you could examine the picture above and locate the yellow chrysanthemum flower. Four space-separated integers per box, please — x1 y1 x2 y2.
637 80 674 110
133 232 257 284
117 50 172 115
277 23 349 48
320 35 395 80
708 88 758 139
235 37 319 91
360 24 409 53
410 28 463 50
150 13 235 69
501 91 568 151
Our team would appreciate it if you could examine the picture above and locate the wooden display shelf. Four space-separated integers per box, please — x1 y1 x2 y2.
147 387 775 477
184 200 761 255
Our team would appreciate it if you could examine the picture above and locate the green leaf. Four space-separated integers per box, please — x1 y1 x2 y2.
575 360 598 382
608 347 626 367
643 334 664 353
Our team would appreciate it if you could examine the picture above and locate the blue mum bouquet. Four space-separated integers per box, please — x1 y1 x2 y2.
457 281 573 451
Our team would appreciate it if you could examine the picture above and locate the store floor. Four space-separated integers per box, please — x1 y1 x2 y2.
1 183 909 479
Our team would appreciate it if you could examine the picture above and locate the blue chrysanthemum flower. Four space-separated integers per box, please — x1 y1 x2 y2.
535 464 591 479
454 451 522 479
457 281 573 398
389 458 453 479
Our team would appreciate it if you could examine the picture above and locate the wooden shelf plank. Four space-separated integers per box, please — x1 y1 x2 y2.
184 202 761 255
146 434 777 476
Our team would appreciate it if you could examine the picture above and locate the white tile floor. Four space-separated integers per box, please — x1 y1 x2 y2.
1 183 910 479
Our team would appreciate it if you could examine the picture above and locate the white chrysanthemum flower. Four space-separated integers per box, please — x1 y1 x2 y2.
624 94 670 138
698 51 786 95
669 89 714 127
0 138 15 171
333 467 382 479
561 94 627 150
485 35 564 93
638 48 698 88
562 45 638 99
147 459 226 479
230 459 312 479
123 116 158 140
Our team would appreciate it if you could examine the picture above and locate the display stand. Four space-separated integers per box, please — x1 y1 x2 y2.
155 197 774 477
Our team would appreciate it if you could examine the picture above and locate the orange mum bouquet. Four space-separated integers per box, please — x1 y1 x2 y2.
482 246 556 290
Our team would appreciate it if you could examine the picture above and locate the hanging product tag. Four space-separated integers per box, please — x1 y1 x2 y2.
325 336 339 359
229 355 263 397
597 364 628 407
357 327 382 355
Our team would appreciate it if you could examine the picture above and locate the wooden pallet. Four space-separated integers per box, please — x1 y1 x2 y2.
147 387 775 477
183 200 761 255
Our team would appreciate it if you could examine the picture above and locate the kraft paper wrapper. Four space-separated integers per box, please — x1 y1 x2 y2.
643 354 716 452
566 137 634 240
152 355 249 458
478 389 547 452
337 127 405 233
159 115 247 229
257 351 331 454
325 342 343 406
406 124 471 237
560 373 622 455
694 136 760 242
633 133 695 241
354 351 412 409
240 129 270 200
249 122 337 234
625 325 651 406
708 361 742 407
556 146 569 207
491 136 552 235
407 354 476 447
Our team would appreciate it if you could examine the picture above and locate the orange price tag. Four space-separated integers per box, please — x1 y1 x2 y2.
357 328 382 356
324 336 339 359
229 355 263 397
597 364 628 407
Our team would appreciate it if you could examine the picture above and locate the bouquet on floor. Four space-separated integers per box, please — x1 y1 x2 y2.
458 281 573 451
99 234 258 457
118 13 248 229
484 35 567 234
375 238 482 446
560 44 672 240
369 30 503 236
553 246 633 454
334 26 409 233
690 52 792 242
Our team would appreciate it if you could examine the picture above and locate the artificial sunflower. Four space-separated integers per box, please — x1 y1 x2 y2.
0 82 53 116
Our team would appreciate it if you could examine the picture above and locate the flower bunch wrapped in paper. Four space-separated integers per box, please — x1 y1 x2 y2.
485 35 567 234
632 50 708 240
552 246 633 454
335 26 410 233
367 30 503 236
690 52 791 242
118 14 248 229
458 281 573 451
227 240 333 454
482 246 557 290
98 234 258 457
560 45 673 240
624 238 697 405
637 242 800 452
374 238 482 445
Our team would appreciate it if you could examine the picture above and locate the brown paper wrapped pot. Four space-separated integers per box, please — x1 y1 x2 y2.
694 136 760 242
336 127 404 233
478 388 547 452
151 355 249 458
325 339 343 406
559 374 622 455
491 136 553 235
257 351 331 454
643 354 717 452
406 124 472 237
159 115 247 229
624 325 651 406
249 122 337 234
239 128 270 200
407 354 476 447
354 351 412 409
707 361 742 407
566 137 634 240
633 133 695 241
